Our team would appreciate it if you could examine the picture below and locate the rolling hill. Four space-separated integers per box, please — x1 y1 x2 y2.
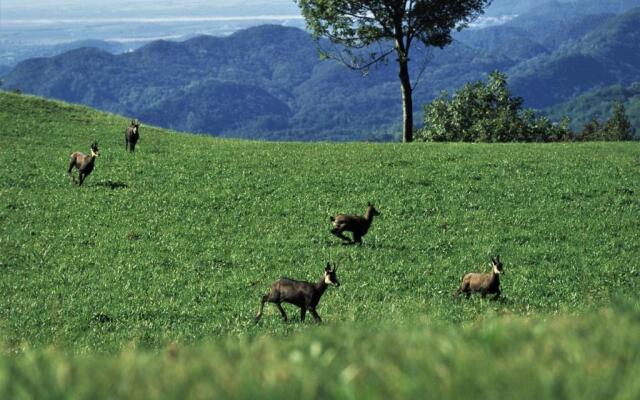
0 92 639 398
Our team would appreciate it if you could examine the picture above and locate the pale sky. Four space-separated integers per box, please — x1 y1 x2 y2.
0 1 304 48
0 1 297 10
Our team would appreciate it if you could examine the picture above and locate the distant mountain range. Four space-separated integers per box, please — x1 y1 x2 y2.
0 40 137 72
3 3 640 140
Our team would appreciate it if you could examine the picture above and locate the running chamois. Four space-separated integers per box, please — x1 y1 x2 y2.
255 263 340 323
125 119 140 152
330 202 380 245
455 256 504 299
67 141 99 186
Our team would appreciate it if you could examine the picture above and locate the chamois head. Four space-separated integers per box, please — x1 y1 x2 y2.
130 119 139 133
90 141 100 157
324 263 340 287
366 202 380 217
491 255 503 274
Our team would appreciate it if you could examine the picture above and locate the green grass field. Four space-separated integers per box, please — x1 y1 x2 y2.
1 92 639 398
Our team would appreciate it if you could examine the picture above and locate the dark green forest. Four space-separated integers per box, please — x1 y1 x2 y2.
545 82 640 133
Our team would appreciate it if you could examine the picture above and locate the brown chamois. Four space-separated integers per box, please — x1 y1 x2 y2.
255 263 340 323
455 256 504 299
330 202 380 245
67 141 99 186
125 119 140 152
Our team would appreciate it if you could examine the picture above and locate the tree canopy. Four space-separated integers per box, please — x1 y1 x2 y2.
296 0 492 142
417 71 573 142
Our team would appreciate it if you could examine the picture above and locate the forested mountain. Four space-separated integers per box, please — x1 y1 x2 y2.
0 65 11 78
509 7 640 109
4 5 640 140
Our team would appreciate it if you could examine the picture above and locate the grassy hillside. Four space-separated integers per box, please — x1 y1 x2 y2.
1 92 639 397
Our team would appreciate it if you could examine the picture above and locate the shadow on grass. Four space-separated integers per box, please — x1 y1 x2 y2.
95 180 128 190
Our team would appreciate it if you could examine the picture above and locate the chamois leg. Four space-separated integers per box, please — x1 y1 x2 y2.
330 228 353 244
276 303 288 321
493 289 501 300
254 294 268 322
300 307 306 322
67 160 77 183
457 282 470 299
78 173 85 186
353 233 363 245
310 308 322 323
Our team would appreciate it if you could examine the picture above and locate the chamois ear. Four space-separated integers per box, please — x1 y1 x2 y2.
325 263 331 272
367 202 372 206
332 263 338 272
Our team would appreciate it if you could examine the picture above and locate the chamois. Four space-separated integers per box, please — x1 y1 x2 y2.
125 119 140 152
255 263 340 323
330 202 380 245
455 256 504 299
67 141 99 186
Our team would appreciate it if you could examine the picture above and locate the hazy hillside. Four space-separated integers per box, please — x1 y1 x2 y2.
0 39 136 70
457 8 615 52
510 7 640 108
486 0 640 16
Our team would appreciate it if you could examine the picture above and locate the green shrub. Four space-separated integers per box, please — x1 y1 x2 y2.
417 71 573 142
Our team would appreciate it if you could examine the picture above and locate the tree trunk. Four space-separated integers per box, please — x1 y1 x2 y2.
398 59 413 143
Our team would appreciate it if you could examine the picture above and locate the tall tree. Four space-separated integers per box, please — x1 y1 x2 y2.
296 0 492 142
605 101 634 141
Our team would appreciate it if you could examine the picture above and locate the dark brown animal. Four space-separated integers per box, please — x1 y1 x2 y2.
455 256 504 299
125 119 140 152
255 263 340 323
67 141 99 185
330 202 380 245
